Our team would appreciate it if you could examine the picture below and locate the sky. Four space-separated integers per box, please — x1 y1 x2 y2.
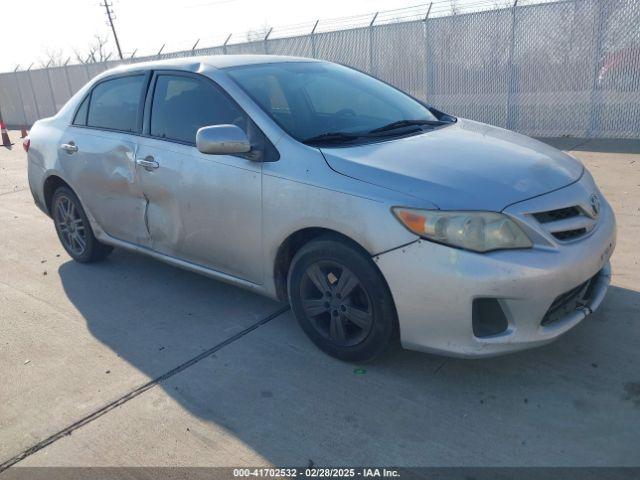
0 0 444 72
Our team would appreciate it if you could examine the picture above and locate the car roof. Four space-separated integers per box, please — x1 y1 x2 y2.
108 54 321 74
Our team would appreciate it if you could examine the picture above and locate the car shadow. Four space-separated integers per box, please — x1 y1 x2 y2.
57 249 640 466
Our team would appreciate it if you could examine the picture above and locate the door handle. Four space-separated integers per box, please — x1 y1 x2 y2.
61 142 78 154
136 156 159 171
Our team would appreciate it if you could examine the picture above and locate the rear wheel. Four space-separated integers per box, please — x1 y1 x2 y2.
52 186 113 263
288 236 397 362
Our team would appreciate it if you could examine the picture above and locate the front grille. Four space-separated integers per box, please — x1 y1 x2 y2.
541 273 598 326
531 204 597 242
552 228 587 241
533 206 581 224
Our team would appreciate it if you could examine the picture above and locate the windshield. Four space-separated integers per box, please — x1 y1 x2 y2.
226 62 443 145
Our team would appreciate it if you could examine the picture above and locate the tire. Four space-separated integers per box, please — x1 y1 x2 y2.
287 235 398 362
51 186 113 263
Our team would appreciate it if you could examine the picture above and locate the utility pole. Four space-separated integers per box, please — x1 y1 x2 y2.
100 1 123 60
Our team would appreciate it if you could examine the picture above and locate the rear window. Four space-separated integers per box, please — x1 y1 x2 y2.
87 75 145 132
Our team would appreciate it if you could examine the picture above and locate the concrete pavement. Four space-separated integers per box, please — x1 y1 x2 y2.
1 132 639 468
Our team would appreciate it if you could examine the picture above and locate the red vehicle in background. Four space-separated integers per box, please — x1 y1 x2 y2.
598 46 640 91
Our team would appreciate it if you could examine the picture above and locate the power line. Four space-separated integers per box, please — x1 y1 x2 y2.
100 1 123 60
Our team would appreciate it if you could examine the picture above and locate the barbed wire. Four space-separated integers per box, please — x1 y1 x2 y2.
17 0 567 70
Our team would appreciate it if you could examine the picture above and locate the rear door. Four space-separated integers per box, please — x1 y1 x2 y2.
134 71 264 283
60 73 151 245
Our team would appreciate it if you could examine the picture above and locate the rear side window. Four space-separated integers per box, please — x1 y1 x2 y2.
87 75 145 132
150 75 247 144
73 95 89 126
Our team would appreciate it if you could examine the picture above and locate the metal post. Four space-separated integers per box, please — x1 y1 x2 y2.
505 0 519 130
424 2 432 21
45 64 57 115
83 55 92 83
62 60 73 100
25 64 41 121
223 34 232 55
101 1 123 59
310 19 319 58
369 12 378 75
13 66 28 127
587 0 608 137
424 4 433 100
264 27 273 54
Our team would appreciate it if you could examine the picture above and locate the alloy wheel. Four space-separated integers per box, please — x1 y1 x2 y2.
300 260 374 347
54 195 87 256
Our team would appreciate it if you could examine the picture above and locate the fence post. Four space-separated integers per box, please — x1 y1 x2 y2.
83 56 91 83
62 59 73 99
368 12 378 75
45 63 58 115
26 64 41 121
505 0 519 130
310 20 319 58
423 3 433 101
587 0 608 138
223 34 232 55
13 66 28 128
264 27 273 54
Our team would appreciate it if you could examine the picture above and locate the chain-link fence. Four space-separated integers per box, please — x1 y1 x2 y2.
0 0 638 138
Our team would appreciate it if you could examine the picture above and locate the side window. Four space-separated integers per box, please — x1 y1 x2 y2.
73 95 89 126
150 75 247 144
87 75 145 132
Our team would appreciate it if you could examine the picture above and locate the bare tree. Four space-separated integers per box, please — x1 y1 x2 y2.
246 24 271 42
73 35 113 63
39 47 66 68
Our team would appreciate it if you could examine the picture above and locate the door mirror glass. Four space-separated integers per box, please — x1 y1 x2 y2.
196 125 252 155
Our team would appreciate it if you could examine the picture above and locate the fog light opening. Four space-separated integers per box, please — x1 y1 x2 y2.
472 298 509 338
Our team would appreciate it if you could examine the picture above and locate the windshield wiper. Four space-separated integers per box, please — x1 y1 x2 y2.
368 119 447 134
302 120 448 145
302 131 360 145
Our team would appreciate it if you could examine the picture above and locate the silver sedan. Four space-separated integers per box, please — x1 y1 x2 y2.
26 55 616 361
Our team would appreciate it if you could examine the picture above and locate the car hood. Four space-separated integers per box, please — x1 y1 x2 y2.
320 118 584 211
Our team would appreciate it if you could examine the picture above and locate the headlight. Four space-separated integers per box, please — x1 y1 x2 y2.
392 208 533 253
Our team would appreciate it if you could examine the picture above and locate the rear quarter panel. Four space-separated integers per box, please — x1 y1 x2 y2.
27 118 66 214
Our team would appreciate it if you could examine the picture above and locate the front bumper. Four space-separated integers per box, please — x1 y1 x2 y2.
375 198 616 358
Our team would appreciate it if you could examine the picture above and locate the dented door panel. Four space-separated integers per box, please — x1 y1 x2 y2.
60 126 150 245
135 137 263 284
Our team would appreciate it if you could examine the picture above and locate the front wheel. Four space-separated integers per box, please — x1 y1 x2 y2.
287 236 398 362
52 186 113 263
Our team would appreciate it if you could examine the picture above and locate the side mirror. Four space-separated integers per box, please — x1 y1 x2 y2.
196 124 252 155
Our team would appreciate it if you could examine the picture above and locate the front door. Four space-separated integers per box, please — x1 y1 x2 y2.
135 72 263 283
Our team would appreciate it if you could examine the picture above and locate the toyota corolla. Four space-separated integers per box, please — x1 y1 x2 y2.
26 55 616 361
